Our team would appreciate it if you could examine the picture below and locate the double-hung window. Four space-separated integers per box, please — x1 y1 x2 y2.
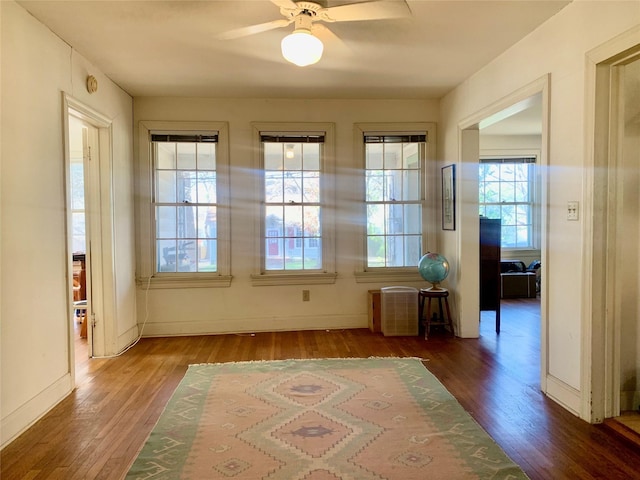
139 121 231 287
252 123 336 286
355 123 435 282
478 155 537 249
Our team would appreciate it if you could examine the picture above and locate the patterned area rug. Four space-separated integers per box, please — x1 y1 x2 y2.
125 357 529 479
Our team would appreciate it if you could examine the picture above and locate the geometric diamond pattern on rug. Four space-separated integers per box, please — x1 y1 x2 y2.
272 372 341 407
271 409 353 458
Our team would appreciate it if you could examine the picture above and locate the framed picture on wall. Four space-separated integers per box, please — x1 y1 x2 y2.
442 164 456 230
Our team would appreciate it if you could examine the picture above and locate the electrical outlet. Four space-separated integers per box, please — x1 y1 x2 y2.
567 201 579 221
302 290 310 302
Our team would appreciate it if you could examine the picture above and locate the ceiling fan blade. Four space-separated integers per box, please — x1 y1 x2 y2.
217 18 292 40
269 0 298 9
322 1 411 22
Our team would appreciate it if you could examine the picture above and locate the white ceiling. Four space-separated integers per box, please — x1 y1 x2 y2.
17 0 563 134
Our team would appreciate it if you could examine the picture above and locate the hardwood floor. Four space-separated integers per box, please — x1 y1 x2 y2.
3 298 640 479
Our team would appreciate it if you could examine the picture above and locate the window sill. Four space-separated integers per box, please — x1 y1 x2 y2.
250 272 337 286
354 270 424 284
137 274 233 289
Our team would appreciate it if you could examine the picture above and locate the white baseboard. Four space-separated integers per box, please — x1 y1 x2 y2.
545 374 581 418
140 314 368 337
1 373 73 449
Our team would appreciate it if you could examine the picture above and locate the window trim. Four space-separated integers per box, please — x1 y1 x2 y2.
138 121 232 288
479 149 541 252
354 122 437 284
250 122 337 286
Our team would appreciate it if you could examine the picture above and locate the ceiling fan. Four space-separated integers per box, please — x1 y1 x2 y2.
217 0 411 67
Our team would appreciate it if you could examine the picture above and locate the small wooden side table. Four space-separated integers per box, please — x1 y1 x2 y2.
419 288 455 339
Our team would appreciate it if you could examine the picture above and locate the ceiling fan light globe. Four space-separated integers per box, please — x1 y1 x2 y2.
281 30 323 67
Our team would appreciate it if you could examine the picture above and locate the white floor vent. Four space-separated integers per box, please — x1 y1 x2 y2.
380 286 419 336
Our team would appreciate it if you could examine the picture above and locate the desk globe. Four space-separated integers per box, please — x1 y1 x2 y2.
418 252 450 290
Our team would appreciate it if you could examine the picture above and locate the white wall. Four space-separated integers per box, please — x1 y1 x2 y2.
439 1 640 417
134 98 438 336
0 1 135 447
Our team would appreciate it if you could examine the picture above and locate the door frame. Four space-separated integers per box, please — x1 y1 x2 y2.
63 94 115 369
583 26 640 423
458 74 550 392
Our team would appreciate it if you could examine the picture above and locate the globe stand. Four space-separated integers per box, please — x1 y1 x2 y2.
426 282 445 291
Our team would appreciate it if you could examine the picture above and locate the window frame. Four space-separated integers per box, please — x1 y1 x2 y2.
138 121 231 288
354 123 437 283
251 122 336 286
479 149 541 253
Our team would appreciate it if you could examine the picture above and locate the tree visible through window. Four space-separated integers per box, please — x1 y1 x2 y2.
262 135 323 271
365 134 425 268
479 157 535 248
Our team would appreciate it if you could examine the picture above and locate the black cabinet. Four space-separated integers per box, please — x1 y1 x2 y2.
480 218 501 333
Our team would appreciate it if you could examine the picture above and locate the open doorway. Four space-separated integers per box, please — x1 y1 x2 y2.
458 75 549 395
67 114 91 357
479 94 543 308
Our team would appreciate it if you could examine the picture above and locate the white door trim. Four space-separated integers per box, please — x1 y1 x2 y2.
63 93 115 366
583 25 640 423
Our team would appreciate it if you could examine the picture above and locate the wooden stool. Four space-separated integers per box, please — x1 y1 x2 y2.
419 288 454 339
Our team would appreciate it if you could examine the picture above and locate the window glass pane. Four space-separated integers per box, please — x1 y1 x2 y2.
265 171 284 203
264 143 283 170
404 204 421 234
366 171 384 202
196 171 216 203
198 239 217 272
177 171 196 203
366 144 383 169
386 235 404 266
402 170 420 201
367 236 385 267
177 206 197 238
515 181 529 202
485 205 501 218
384 170 401 202
367 204 384 234
501 205 515 225
404 235 421 265
500 164 515 182
303 205 320 237
301 172 318 203
198 206 216 238
502 225 516 248
385 203 404 234
283 172 303 203
265 237 284 270
266 206 284 236
403 143 420 169
304 238 321 269
501 182 515 202
157 171 176 203
284 144 302 170
72 212 85 253
485 164 500 181
383 143 402 169
177 143 196 170
303 144 320 170
70 163 84 210
284 204 302 233
485 182 500 203
197 143 216 170
156 143 176 170
176 240 197 272
284 238 300 270
157 206 176 238
157 239 177 272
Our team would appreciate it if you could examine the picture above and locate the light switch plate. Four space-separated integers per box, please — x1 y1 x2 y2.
567 201 579 221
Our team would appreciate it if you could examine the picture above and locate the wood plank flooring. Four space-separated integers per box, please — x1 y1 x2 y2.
2 298 640 479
